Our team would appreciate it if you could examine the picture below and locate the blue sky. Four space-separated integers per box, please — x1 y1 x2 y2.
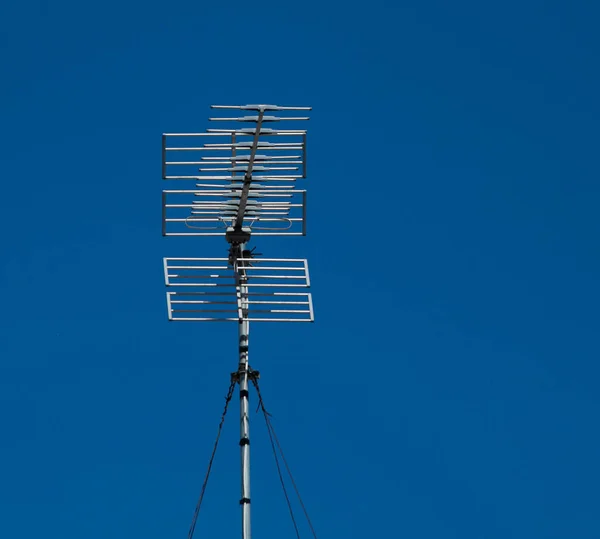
1 0 599 537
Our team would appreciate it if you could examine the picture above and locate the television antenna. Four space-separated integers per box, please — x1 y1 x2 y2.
162 104 315 539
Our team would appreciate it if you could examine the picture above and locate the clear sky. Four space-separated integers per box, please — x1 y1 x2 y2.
1 1 599 538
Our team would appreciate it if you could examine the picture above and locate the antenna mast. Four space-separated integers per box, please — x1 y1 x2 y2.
162 104 314 539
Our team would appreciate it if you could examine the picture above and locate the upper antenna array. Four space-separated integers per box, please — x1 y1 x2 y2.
162 104 311 239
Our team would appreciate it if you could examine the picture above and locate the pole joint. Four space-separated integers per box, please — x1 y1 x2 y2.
231 369 260 384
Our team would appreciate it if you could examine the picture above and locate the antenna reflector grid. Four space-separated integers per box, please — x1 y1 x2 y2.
164 257 313 322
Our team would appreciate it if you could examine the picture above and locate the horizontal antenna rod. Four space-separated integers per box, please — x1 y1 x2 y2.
211 104 312 111
209 116 309 122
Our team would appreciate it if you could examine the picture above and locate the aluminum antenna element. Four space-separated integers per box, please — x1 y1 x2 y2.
164 257 313 322
161 104 314 539
162 105 310 237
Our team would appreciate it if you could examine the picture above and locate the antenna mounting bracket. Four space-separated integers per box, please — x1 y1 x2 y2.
226 226 252 245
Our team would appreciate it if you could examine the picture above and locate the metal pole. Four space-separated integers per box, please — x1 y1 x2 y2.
230 131 252 539
236 246 252 539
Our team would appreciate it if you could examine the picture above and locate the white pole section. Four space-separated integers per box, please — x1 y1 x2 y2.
236 248 252 539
